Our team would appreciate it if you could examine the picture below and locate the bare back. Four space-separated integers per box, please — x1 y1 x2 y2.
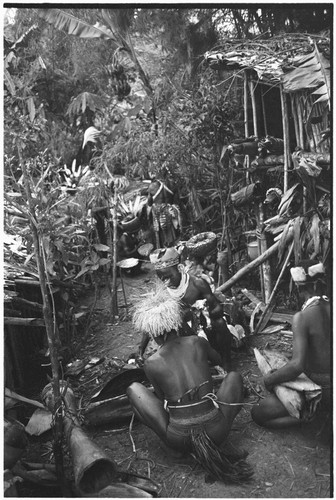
301 300 330 374
144 336 219 403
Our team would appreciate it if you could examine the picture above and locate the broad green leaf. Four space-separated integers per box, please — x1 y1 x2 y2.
93 243 110 252
283 46 330 102
99 258 111 266
37 9 116 40
74 267 90 279
27 97 35 122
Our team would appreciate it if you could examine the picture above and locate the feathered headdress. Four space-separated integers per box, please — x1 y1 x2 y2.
132 281 182 338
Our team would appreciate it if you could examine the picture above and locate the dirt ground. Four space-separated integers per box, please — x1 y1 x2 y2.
20 262 331 498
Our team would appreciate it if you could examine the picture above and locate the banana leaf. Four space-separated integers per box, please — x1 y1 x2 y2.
277 183 300 216
277 220 292 264
283 47 330 101
293 216 302 265
37 9 115 40
254 348 322 420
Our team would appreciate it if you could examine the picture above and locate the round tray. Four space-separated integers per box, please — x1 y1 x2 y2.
138 243 154 257
121 216 141 233
117 258 139 269
186 232 217 257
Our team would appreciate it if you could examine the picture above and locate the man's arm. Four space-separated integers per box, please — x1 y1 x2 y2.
196 278 223 320
264 311 308 391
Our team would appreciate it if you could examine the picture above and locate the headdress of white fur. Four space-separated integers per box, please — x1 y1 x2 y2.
132 281 182 338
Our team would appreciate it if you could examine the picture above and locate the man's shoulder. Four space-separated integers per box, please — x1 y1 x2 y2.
189 274 210 291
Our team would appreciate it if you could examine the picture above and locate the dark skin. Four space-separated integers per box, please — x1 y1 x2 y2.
251 284 330 428
147 179 179 248
127 332 243 448
138 264 231 370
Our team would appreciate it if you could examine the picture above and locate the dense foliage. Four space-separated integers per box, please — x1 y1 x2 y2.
4 6 331 281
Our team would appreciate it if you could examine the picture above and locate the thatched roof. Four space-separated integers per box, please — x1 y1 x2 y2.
204 32 330 94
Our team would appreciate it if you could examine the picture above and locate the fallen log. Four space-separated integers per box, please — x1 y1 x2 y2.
216 229 293 294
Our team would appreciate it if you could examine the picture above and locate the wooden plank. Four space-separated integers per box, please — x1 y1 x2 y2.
4 317 45 327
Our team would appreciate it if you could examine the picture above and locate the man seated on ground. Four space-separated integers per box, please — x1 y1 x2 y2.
251 260 330 429
138 247 232 371
127 286 252 483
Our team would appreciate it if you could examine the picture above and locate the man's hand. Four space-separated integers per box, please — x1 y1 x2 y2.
263 369 277 392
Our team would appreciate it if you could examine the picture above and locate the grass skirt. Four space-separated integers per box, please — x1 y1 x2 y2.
190 429 253 483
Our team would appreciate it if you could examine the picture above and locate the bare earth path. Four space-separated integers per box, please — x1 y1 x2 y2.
72 262 331 498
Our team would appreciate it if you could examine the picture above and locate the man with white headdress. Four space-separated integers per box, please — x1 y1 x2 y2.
251 260 330 429
128 284 252 483
138 247 232 371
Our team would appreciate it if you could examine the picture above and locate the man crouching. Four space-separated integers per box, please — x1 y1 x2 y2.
127 284 252 483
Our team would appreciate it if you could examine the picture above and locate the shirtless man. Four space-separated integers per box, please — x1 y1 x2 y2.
127 289 252 482
251 260 330 429
139 247 232 370
147 178 181 248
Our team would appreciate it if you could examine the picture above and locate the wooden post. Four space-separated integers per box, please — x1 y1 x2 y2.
244 71 249 137
261 88 268 136
280 85 290 193
258 203 272 303
249 78 258 137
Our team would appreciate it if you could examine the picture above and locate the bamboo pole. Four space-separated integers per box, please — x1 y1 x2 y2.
244 71 249 137
111 186 118 320
249 78 258 137
18 146 66 491
216 228 293 294
280 85 290 192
